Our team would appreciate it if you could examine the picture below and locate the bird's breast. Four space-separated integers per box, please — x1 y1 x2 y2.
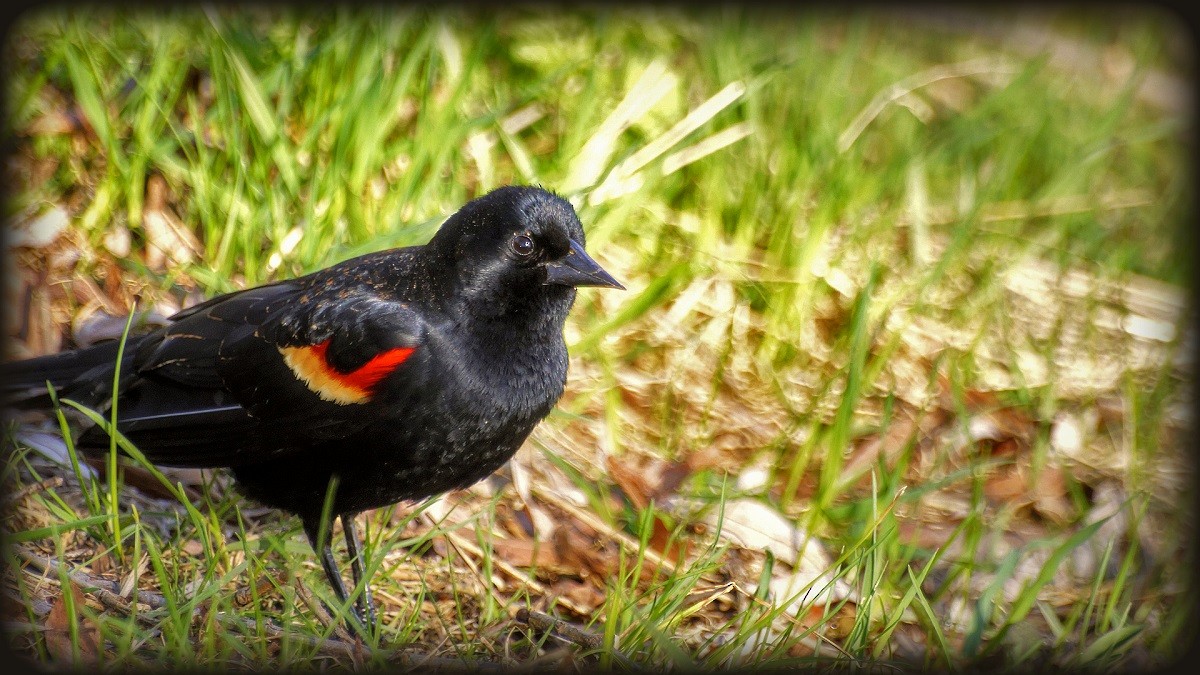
428 318 568 410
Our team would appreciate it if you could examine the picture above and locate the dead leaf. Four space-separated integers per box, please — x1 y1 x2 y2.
82 457 202 502
142 174 200 271
552 525 613 578
646 513 692 564
983 463 1030 503
90 554 113 576
707 499 826 570
44 581 100 664
983 461 1074 525
653 459 694 499
606 455 653 509
490 537 564 571
843 412 921 487
8 206 69 249
1029 465 1074 524
896 517 961 550
1 592 36 620
234 570 285 608
27 109 85 136
606 452 697 511
688 434 744 472
496 502 536 539
795 600 857 639
551 578 606 614
69 274 124 316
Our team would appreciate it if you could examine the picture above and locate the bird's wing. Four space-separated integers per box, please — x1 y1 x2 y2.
222 289 426 416
133 282 297 390
91 279 427 467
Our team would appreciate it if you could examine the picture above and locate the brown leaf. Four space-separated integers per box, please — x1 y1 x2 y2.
27 110 83 136
983 462 1074 524
551 578 606 614
1 592 35 620
234 570 285 608
69 273 124 316
937 374 995 410
786 472 821 501
998 405 1037 438
1030 465 1074 525
689 428 763 474
605 455 653 509
607 451 699 512
82 457 203 502
983 463 1030 503
89 554 113 576
495 502 536 539
44 582 100 663
595 451 700 562
652 459 693 500
795 600 857 639
646 514 692 564
938 377 1038 447
843 412 921 486
490 537 564 571
552 525 614 578
18 272 62 357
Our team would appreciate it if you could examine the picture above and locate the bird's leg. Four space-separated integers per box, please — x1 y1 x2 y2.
341 512 378 628
302 516 368 636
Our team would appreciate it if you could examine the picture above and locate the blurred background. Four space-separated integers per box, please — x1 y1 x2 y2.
2 6 1193 671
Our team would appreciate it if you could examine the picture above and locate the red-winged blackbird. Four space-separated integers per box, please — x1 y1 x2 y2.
2 185 623 629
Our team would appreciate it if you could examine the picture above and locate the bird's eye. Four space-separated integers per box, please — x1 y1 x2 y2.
511 234 536 257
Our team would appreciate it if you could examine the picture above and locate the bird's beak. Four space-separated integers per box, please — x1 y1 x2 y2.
545 239 625 290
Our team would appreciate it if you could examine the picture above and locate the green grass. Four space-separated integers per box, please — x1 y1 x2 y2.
2 5 1192 672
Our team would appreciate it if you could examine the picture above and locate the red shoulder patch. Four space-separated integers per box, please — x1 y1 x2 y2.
279 340 414 405
327 341 415 391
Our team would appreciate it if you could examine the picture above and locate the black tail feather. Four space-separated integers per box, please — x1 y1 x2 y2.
1 338 147 407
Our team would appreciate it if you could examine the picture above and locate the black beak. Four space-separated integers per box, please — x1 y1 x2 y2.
545 239 625 290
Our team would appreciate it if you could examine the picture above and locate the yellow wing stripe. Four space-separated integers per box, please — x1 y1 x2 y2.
279 343 372 405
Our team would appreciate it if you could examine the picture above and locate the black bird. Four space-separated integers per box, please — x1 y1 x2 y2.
1 185 623 629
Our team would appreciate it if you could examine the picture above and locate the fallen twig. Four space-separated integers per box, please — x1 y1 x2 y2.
516 608 603 650
390 650 512 672
15 545 168 611
214 609 362 659
291 572 358 645
2 476 64 507
516 608 640 669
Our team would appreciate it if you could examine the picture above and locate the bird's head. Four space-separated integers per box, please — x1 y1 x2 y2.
429 186 623 320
